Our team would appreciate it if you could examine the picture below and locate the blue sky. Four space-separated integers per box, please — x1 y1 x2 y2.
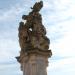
0 0 75 75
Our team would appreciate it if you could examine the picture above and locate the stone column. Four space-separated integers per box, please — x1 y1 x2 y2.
16 49 52 75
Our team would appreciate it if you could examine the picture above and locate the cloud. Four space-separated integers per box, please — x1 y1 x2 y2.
0 38 20 63
49 17 75 57
48 57 75 75
0 63 22 75
0 6 24 21
41 0 75 58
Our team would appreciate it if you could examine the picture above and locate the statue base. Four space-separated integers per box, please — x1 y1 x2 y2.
16 49 52 75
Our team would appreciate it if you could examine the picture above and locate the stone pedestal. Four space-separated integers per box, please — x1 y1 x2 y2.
16 49 52 75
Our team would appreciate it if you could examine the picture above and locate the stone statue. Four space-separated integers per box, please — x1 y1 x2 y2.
18 1 50 54
16 2 52 74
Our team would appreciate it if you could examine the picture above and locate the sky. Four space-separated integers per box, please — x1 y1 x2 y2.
0 0 75 75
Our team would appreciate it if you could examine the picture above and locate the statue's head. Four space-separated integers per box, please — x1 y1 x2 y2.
19 22 24 26
31 1 43 12
40 1 43 5
22 15 28 20
19 22 24 30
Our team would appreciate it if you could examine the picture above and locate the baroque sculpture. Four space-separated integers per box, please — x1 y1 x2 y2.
19 1 50 53
16 1 52 75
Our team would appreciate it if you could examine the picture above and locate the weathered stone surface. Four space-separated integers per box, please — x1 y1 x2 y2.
16 49 52 75
18 1 50 53
16 1 52 75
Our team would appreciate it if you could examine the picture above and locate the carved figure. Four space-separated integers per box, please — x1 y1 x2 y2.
18 22 29 50
18 1 50 52
31 1 43 12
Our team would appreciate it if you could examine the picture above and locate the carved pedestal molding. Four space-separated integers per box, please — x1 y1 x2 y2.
17 50 52 75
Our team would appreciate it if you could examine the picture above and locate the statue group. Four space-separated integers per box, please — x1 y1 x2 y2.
18 1 50 55
16 2 52 75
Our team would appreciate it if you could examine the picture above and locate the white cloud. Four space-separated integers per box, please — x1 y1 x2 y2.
0 6 25 21
48 57 75 75
41 0 75 58
50 18 75 57
0 38 20 63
